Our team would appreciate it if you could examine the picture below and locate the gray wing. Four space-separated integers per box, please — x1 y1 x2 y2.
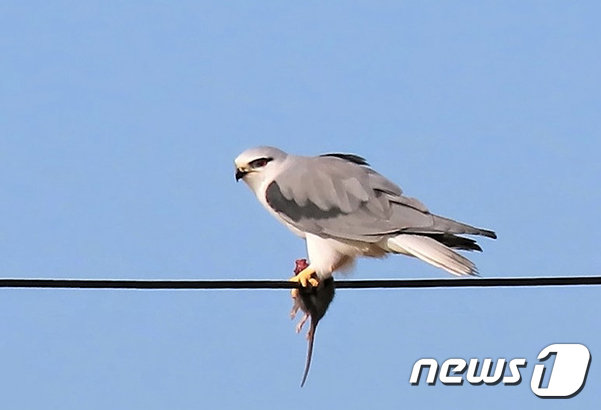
265 154 496 243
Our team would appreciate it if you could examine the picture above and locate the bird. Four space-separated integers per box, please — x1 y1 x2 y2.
234 146 496 289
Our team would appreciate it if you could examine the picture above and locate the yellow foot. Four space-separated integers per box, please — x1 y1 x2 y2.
290 266 319 288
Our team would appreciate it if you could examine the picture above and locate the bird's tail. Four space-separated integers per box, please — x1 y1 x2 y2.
387 234 478 276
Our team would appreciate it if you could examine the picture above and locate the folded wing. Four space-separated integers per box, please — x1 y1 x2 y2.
265 154 496 245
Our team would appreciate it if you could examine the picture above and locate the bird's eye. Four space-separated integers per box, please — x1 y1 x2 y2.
249 157 273 169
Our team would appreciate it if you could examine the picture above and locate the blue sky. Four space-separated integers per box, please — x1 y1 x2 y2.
1 1 600 408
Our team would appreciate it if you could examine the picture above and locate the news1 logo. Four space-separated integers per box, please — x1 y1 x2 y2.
409 344 591 398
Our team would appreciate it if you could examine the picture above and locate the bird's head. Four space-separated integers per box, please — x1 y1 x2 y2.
234 146 287 190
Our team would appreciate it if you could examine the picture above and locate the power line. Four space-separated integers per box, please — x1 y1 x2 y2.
0 276 600 290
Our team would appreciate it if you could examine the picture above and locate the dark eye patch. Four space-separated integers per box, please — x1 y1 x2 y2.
249 157 273 168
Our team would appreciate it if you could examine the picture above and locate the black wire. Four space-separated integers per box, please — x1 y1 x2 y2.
0 276 600 290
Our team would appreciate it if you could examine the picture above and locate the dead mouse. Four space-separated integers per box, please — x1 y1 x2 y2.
290 258 335 387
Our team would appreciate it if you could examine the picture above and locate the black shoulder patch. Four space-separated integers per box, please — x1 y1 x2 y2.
265 181 346 222
319 153 369 166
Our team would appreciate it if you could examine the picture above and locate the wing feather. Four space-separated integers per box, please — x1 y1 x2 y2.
266 155 495 243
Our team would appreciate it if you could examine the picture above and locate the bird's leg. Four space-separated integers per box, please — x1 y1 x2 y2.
291 258 316 299
290 266 320 288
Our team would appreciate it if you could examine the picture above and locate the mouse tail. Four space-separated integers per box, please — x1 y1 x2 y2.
300 324 317 387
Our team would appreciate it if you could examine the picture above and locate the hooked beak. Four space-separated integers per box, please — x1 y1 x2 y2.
235 168 248 181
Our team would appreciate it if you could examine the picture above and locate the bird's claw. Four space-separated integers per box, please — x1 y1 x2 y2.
289 267 319 288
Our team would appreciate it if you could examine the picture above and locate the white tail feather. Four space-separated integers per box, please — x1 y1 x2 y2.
387 234 477 276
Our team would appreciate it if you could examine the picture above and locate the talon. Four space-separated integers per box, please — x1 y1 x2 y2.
290 266 319 288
